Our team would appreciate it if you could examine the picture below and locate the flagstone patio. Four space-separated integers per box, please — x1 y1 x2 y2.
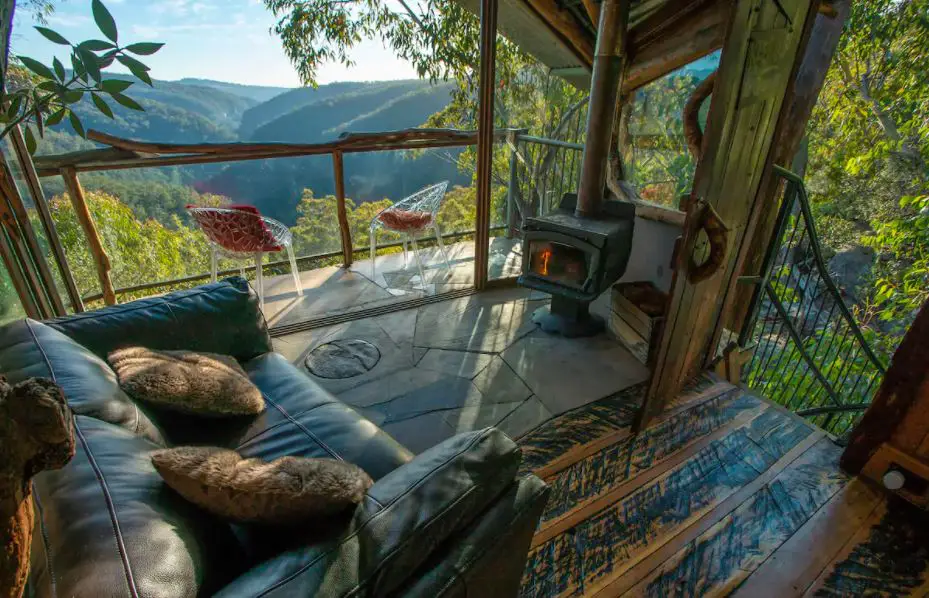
272 285 650 452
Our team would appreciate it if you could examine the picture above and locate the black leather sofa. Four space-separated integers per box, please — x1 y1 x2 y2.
0 278 549 597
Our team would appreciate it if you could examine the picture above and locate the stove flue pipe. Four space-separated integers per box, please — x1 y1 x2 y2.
575 0 630 219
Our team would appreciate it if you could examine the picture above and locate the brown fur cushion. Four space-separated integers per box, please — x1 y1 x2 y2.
151 447 373 524
108 347 264 416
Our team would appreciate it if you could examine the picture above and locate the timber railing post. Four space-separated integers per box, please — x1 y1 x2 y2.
331 150 353 268
505 131 519 239
474 0 499 290
60 166 116 305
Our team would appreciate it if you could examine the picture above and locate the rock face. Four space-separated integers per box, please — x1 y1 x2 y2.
0 377 74 598
828 245 875 304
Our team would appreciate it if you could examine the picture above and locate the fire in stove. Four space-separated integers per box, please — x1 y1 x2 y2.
518 193 635 337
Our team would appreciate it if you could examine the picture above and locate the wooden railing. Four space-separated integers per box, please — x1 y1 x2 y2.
29 127 561 308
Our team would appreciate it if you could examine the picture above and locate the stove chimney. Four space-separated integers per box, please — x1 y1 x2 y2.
575 0 629 219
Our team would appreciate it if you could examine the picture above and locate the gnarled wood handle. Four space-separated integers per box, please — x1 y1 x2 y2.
687 200 730 284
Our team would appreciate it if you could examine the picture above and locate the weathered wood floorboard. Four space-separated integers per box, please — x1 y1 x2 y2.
732 478 884 598
539 390 760 525
802 497 929 596
519 409 814 598
625 438 848 598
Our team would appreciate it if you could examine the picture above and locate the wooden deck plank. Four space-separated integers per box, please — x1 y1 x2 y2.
801 497 929 596
520 406 816 598
535 390 765 541
530 376 732 480
623 437 848 598
732 478 884 598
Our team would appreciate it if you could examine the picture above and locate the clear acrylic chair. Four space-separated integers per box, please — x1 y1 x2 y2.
186 205 303 308
369 181 451 285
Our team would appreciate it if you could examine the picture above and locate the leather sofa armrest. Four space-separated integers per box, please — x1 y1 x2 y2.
46 277 272 362
394 474 550 597
216 428 523 597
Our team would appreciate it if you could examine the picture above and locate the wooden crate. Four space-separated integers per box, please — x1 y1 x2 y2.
608 282 667 366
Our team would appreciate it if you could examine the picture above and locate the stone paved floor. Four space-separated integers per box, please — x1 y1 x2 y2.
263 238 522 328
273 286 649 452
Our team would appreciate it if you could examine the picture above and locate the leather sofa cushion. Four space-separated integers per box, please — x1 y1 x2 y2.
29 416 246 598
158 353 414 481
0 318 165 445
214 428 521 597
46 277 272 363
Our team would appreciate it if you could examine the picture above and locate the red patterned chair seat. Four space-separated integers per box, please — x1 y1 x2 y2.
187 205 283 253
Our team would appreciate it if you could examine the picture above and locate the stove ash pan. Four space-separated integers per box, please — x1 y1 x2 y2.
519 194 636 304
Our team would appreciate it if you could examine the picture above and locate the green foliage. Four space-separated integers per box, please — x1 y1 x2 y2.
1 0 163 150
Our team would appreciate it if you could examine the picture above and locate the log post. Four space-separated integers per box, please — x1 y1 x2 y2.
9 126 84 313
474 0 498 290
60 167 116 305
635 0 820 431
331 151 353 268
723 0 851 337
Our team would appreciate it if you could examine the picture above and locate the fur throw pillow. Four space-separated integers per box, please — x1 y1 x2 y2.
151 447 373 524
108 347 264 416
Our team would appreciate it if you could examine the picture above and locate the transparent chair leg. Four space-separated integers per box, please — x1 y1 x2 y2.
254 252 264 309
401 238 409 268
210 247 218 283
286 244 303 296
239 265 247 279
433 222 451 270
408 234 427 287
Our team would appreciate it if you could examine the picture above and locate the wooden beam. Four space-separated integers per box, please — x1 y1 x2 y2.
636 0 820 431
521 0 595 67
842 299 929 475
59 167 116 306
622 0 727 93
474 0 499 291
724 0 851 337
331 150 353 268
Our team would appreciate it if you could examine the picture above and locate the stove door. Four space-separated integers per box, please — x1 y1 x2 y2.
520 231 600 297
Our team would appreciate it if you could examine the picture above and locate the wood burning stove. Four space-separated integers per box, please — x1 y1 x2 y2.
519 193 635 336
518 0 637 336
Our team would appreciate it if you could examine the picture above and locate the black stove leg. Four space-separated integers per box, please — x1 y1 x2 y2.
531 294 605 337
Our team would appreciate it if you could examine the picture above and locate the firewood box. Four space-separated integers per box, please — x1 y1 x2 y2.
608 281 668 366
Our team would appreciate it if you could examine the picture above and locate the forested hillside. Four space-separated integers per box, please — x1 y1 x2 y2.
33 75 461 227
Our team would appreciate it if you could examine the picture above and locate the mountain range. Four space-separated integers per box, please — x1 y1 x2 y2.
37 75 468 224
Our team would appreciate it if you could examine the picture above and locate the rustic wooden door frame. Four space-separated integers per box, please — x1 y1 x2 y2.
635 0 822 431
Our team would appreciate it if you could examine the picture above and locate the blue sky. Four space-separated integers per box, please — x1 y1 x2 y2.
10 0 420 87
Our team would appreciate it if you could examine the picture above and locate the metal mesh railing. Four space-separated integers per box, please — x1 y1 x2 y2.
739 166 887 437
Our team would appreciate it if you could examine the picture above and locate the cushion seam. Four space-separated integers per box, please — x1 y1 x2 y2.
32 483 58 598
254 429 497 596
73 419 140 598
24 319 56 381
261 392 342 461
233 400 334 450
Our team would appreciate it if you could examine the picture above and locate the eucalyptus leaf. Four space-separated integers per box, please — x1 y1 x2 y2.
69 111 86 138
78 39 116 52
23 126 37 154
6 96 22 120
16 56 55 80
62 90 84 104
92 0 118 43
77 47 102 83
101 79 133 93
45 108 67 127
34 26 69 45
91 93 114 118
124 42 164 56
71 54 87 81
110 92 144 111
52 57 66 81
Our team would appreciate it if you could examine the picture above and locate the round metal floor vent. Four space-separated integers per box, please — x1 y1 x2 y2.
305 339 381 379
